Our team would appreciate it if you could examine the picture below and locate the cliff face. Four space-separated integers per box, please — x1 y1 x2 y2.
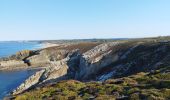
0 42 100 71
76 42 121 80
95 42 170 82
1 39 170 98
11 49 81 95
0 60 28 70
12 70 45 95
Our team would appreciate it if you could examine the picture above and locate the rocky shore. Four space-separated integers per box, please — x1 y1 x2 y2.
1 37 170 100
0 43 62 71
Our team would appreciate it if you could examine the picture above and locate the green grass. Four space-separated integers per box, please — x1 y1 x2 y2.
14 68 170 100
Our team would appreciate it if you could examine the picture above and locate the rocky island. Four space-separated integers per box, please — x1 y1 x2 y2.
2 37 170 100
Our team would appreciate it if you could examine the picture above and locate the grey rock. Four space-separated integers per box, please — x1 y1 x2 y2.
12 49 80 95
76 42 120 80
12 70 45 95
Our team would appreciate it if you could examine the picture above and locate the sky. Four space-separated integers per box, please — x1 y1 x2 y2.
0 0 170 40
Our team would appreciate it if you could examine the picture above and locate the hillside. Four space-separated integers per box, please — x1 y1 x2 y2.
2 36 170 100
14 70 170 100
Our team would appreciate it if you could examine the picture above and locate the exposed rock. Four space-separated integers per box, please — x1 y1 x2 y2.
120 44 140 60
2 39 170 98
0 60 28 71
38 49 80 83
25 50 50 67
12 70 45 95
25 49 70 67
0 42 99 71
76 42 120 80
0 47 71 71
15 50 35 60
98 70 116 81
12 49 81 95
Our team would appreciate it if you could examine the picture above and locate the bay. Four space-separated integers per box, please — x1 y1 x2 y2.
0 41 42 99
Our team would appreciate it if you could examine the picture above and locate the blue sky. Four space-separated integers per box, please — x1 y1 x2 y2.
0 0 170 40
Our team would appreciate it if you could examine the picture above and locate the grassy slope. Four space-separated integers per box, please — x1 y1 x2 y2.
12 37 170 100
14 68 170 100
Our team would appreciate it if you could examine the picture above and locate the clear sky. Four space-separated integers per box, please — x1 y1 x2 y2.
0 0 170 40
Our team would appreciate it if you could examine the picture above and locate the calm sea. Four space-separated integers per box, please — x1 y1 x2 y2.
0 41 42 99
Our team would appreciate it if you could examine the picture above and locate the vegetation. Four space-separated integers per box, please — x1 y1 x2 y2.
4 37 170 100
14 69 170 100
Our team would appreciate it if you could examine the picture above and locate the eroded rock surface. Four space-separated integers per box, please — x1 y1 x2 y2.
2 39 170 96
12 70 45 95
0 60 28 71
76 42 121 80
12 49 81 95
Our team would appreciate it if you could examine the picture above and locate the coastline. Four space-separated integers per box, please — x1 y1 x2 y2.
0 66 46 72
0 69 39 99
0 42 68 99
0 42 53 99
0 42 59 72
41 42 59 49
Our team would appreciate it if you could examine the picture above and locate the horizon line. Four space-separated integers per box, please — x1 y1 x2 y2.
0 35 169 42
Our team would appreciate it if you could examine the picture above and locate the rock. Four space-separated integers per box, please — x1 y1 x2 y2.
15 50 34 59
25 49 70 67
12 69 45 95
0 47 71 70
98 71 116 81
0 50 35 70
112 92 120 97
39 49 80 82
120 44 140 60
25 52 50 67
5 39 170 97
12 50 81 95
76 42 120 80
0 60 28 71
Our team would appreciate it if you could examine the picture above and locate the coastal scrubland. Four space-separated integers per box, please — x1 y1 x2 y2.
1 36 170 100
14 69 170 100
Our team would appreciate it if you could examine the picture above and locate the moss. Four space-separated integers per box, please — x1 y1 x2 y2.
161 89 170 98
154 73 170 80
15 95 27 100
95 95 116 100
127 88 140 94
129 93 140 100
146 95 164 100
82 93 92 100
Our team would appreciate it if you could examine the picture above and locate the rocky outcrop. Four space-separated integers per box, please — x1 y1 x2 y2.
0 47 71 71
12 42 133 95
12 70 45 95
4 39 170 97
25 49 70 67
76 42 121 80
0 42 99 71
0 50 36 71
25 51 50 67
0 60 28 71
12 50 80 95
15 50 35 60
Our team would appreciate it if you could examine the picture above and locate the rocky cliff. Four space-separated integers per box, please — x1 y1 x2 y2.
2 38 170 99
0 42 100 71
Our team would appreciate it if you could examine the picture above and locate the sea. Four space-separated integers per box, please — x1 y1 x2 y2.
0 41 42 99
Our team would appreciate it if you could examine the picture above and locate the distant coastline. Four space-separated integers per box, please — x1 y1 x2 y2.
41 43 59 49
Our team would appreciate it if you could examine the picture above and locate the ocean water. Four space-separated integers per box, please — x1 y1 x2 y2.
0 41 42 99
0 41 42 57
